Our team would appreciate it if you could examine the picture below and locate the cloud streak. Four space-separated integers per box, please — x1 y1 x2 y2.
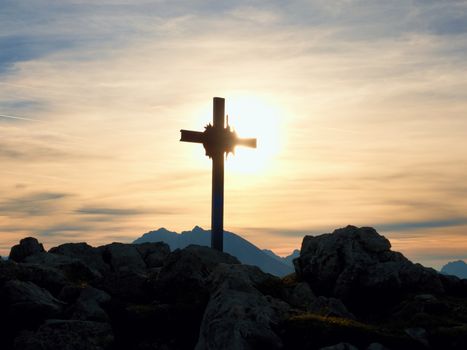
0 192 71 217
0 0 466 270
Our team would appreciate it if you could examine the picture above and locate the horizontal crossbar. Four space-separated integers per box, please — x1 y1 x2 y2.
236 138 257 149
180 129 204 143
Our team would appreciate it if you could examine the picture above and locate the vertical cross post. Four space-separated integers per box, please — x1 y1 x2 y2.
211 97 225 251
180 97 257 252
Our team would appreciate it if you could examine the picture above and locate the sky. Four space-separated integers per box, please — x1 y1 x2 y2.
1 0 466 269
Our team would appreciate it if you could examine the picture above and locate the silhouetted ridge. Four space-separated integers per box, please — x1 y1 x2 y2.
2 226 466 349
133 226 293 277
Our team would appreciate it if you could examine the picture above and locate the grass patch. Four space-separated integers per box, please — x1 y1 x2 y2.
281 312 420 350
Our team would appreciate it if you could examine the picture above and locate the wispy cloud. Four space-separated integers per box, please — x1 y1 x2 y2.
375 218 467 232
37 224 92 237
76 206 150 216
0 0 466 269
0 192 71 217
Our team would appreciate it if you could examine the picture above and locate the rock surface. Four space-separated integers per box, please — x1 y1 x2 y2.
135 242 170 268
155 245 240 304
196 264 288 350
3 280 64 328
50 242 109 274
101 243 147 272
70 286 111 322
1 228 466 350
9 237 45 262
294 225 445 311
14 319 114 350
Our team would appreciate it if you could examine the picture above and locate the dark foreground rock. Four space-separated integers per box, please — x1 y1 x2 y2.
9 237 45 262
196 264 289 349
1 227 466 350
14 319 114 350
294 226 447 314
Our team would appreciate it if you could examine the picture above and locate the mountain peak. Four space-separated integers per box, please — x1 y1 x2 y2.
192 225 206 233
133 226 293 276
441 260 467 279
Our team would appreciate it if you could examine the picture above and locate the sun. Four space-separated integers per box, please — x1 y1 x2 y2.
224 95 283 174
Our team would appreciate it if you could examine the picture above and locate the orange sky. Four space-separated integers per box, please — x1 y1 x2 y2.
1 1 467 269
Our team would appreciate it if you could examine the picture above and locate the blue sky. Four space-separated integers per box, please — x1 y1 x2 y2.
1 0 467 268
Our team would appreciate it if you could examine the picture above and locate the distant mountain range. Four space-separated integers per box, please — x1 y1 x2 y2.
133 226 295 277
441 260 467 279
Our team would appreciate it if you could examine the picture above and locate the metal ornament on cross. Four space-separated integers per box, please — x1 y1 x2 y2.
180 97 257 252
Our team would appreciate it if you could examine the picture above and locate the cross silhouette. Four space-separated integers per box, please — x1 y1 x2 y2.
180 97 257 251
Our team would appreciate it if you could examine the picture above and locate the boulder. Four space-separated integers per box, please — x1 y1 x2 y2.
3 280 64 327
309 296 355 319
70 286 111 322
294 226 444 311
14 319 114 350
101 243 146 272
0 260 68 295
196 264 289 350
135 242 170 268
286 282 317 310
285 282 354 319
155 245 240 304
9 237 44 262
49 242 109 275
24 252 100 283
98 270 151 302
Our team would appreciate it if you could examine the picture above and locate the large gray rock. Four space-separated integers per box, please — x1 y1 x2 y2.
71 287 111 322
101 243 146 272
3 280 64 327
135 242 170 268
98 269 151 302
24 252 100 283
14 319 113 350
196 264 289 350
9 237 45 262
49 242 109 275
285 282 354 319
155 245 240 304
294 226 444 309
0 260 68 295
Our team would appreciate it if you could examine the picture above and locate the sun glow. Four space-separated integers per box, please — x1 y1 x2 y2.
225 95 284 174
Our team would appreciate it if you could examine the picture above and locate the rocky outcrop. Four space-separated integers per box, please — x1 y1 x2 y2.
1 229 466 350
135 242 170 268
196 264 289 350
294 225 445 311
0 260 68 295
49 242 109 274
9 237 45 262
70 286 111 322
3 280 65 329
154 245 240 304
101 243 147 272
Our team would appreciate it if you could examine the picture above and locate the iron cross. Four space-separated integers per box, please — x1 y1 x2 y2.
180 97 257 252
